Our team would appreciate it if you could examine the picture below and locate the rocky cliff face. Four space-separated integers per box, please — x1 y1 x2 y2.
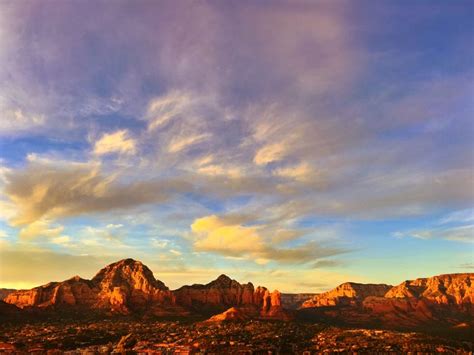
4 277 97 309
173 274 289 319
361 273 474 327
4 259 287 319
90 259 174 313
299 273 474 329
281 293 317 309
4 259 175 314
0 289 16 301
384 273 474 305
301 282 392 308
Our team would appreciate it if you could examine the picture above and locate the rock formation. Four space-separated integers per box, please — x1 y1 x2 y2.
4 276 97 309
0 289 16 301
205 306 251 322
90 259 175 313
301 282 392 308
4 259 175 314
281 293 317 309
173 274 290 319
4 259 288 319
299 273 474 329
384 273 474 305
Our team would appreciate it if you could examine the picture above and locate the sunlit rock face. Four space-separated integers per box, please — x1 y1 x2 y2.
0 289 16 301
384 273 474 305
91 258 175 313
297 273 474 329
362 273 474 326
174 274 257 309
4 277 97 308
4 259 288 319
4 259 174 313
173 275 290 319
301 282 392 308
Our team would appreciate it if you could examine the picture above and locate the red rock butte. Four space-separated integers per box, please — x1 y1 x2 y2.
4 258 290 320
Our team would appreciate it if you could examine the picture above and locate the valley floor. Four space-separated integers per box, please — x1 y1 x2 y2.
0 319 473 354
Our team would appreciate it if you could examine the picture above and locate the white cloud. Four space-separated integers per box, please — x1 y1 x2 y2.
94 130 136 155
168 133 209 153
19 219 65 240
254 142 287 165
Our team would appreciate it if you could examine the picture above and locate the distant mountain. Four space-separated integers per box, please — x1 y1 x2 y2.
301 282 392 308
299 273 474 330
3 260 473 331
4 259 177 315
4 258 288 320
281 293 317 309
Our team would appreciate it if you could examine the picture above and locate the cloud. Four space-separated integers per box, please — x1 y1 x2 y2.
4 157 189 226
192 215 262 256
439 209 474 225
273 162 315 182
168 133 209 153
191 214 348 264
254 142 287 166
18 219 65 240
93 129 136 155
312 259 343 268
394 210 474 243
146 91 192 131
0 107 45 135
457 263 474 270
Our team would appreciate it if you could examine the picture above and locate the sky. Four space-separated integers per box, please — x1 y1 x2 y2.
0 0 473 293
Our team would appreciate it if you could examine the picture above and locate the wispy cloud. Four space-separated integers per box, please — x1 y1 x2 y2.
93 130 136 156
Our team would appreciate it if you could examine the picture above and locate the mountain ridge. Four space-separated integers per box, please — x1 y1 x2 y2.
4 258 289 320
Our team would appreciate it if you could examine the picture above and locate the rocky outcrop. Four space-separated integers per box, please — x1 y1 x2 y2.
281 293 317 309
0 289 16 301
384 273 474 305
205 307 251 322
4 259 175 314
174 274 290 319
4 276 97 309
299 273 474 329
174 275 255 310
301 282 392 308
4 259 287 319
361 273 474 327
90 259 175 313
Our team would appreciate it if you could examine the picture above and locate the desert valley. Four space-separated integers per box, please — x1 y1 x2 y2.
1 1 473 353
1 259 473 353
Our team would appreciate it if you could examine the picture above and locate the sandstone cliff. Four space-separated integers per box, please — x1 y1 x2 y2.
173 274 289 319
4 259 287 319
384 273 474 305
90 259 175 313
281 293 317 309
0 289 16 301
298 273 474 329
4 259 176 314
301 282 392 308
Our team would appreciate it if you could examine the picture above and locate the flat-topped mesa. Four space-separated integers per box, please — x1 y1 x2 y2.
384 273 474 305
301 282 392 308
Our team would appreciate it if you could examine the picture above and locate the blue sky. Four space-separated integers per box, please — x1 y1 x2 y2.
0 0 472 292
